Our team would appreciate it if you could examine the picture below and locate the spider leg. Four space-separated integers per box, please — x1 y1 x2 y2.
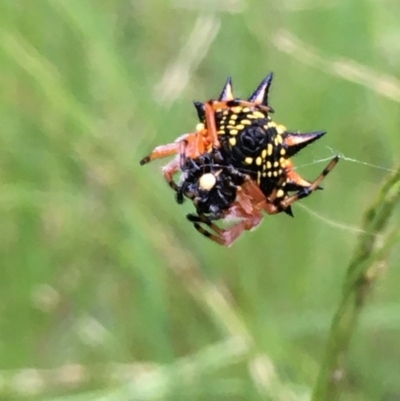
161 141 190 201
225 165 251 183
204 103 221 148
187 213 249 247
281 156 339 209
238 177 283 216
187 213 223 233
284 159 322 190
162 156 180 191
220 215 263 246
187 213 226 245
240 178 269 205
189 187 265 247
192 224 226 246
174 140 191 203
140 142 182 165
145 138 198 204
214 204 264 247
140 131 205 165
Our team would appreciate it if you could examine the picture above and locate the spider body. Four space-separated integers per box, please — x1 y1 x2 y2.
140 73 340 246
141 74 328 202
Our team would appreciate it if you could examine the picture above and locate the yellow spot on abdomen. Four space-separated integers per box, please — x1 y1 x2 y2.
262 149 267 158
235 124 245 130
232 106 242 114
256 157 262 166
276 189 284 198
276 124 286 134
229 137 237 146
280 148 286 155
244 157 253 165
241 119 252 125
230 129 238 135
267 144 273 156
253 111 265 119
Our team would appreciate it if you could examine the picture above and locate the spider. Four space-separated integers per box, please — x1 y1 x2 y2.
140 74 339 245
175 148 339 247
140 74 331 200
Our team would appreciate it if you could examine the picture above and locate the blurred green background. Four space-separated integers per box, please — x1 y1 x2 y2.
1 1 400 400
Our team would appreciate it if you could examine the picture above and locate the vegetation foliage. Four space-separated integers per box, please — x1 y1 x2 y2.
1 1 400 400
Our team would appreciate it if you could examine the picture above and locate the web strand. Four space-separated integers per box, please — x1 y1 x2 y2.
294 147 395 236
296 203 382 237
295 146 396 173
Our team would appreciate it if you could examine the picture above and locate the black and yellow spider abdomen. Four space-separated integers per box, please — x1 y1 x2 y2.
191 75 331 206
214 106 288 190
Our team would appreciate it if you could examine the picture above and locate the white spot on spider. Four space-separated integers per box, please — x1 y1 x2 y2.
199 173 217 190
196 123 205 132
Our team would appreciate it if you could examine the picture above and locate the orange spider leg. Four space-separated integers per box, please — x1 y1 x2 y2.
217 218 261 247
281 156 339 209
286 170 314 188
204 102 220 148
139 141 183 166
240 179 270 208
189 211 263 247
140 124 211 164
162 139 194 193
162 156 181 191
217 189 265 247
140 109 220 167
240 178 282 215
284 159 314 188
